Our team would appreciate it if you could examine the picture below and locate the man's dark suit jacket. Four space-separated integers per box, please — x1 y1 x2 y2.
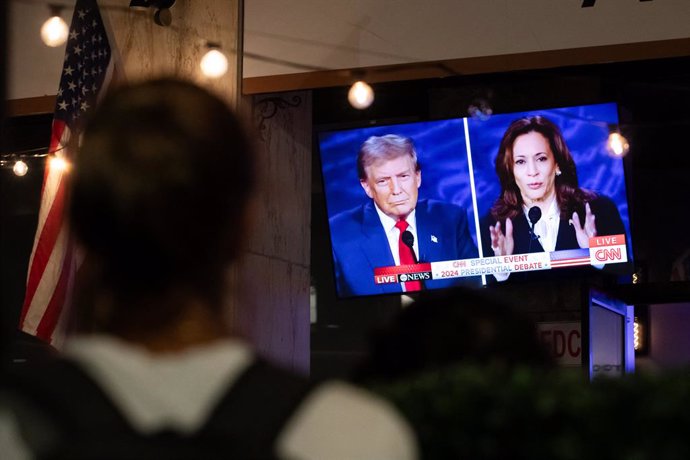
479 195 629 281
329 199 478 297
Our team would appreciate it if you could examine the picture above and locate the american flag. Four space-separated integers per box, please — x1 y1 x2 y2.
20 0 113 342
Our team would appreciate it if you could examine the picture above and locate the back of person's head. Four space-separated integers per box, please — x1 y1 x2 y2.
357 134 420 181
355 287 553 383
68 78 255 334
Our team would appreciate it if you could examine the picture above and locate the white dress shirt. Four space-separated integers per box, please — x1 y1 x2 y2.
374 205 420 292
524 197 560 252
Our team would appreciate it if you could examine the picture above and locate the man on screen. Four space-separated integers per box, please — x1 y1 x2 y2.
329 134 479 297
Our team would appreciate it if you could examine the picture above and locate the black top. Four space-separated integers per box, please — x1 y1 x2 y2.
4 356 313 460
479 195 630 282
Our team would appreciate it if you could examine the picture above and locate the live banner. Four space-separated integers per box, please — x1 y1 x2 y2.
374 234 627 285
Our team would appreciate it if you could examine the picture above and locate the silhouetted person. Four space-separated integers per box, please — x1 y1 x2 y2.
0 79 416 459
355 287 553 383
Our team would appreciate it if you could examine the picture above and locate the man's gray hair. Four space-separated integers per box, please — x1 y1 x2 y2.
357 134 420 180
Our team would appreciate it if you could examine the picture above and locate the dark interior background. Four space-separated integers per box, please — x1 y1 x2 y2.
2 55 689 377
310 56 690 379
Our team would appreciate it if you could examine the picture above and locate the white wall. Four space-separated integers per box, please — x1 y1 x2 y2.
9 0 690 99
7 0 238 101
244 0 690 77
8 0 76 99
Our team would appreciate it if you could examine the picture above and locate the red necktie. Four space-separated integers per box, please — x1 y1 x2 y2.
395 220 422 292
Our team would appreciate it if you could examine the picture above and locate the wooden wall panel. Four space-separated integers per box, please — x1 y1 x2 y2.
102 0 237 104
227 91 312 373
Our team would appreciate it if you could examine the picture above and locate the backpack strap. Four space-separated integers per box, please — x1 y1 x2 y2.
5 356 314 460
197 358 315 458
5 357 138 459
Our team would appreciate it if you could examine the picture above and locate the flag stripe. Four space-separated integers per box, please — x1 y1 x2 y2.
21 221 70 335
37 121 67 209
20 169 69 325
27 121 67 270
36 238 75 341
21 0 113 343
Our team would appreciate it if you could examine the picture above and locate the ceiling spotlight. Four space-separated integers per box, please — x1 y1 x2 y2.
348 81 374 110
200 43 228 78
13 160 29 177
41 5 69 47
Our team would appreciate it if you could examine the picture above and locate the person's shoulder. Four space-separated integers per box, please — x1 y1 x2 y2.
328 202 374 239
590 193 615 206
588 193 619 214
479 210 498 226
329 203 369 225
277 380 417 460
420 198 467 216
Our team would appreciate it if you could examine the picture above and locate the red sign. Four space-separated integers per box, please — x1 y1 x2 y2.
589 234 625 248
537 322 582 366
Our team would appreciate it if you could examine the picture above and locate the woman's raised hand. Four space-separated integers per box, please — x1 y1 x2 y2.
489 217 514 257
571 202 597 248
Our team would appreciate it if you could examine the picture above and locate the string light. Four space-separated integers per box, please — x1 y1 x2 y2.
0 149 49 176
49 155 71 173
13 160 29 177
348 81 374 110
41 5 69 47
200 43 228 78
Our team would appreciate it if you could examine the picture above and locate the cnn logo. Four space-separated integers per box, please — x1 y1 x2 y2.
594 247 622 262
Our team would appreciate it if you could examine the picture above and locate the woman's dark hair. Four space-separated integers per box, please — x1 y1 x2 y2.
68 79 255 334
491 116 595 222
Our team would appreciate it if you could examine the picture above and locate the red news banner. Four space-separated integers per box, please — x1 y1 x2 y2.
374 234 627 284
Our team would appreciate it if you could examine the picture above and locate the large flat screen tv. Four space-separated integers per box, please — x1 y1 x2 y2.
317 102 633 298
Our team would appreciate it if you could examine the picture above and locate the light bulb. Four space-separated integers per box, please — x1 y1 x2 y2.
348 81 374 109
200 49 228 78
49 156 70 173
41 15 69 47
13 160 28 177
606 132 630 157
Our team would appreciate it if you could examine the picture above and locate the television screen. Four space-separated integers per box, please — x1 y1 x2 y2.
317 102 633 298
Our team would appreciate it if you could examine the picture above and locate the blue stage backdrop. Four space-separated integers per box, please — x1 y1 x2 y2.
318 119 478 247
467 102 631 249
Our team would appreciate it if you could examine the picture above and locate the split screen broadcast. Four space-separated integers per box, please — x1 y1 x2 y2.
318 103 632 298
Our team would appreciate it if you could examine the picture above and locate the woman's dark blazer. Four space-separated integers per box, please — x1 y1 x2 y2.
479 194 629 281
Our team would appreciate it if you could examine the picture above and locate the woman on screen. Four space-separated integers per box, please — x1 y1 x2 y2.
482 115 626 264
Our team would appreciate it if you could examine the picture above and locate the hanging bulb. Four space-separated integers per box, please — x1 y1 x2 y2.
348 81 374 109
41 7 69 47
49 156 70 173
13 160 29 177
200 44 228 79
606 132 630 157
